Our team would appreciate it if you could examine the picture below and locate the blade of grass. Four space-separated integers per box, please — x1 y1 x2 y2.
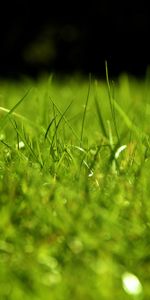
45 116 57 140
80 74 91 146
107 120 114 150
105 61 120 143
94 95 108 139
50 100 73 151
0 105 46 136
52 102 58 153
0 88 31 131
10 119 43 168
0 139 12 149
89 144 102 171
50 97 80 142
112 98 147 139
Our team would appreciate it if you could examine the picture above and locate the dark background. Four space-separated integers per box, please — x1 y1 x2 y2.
0 2 150 79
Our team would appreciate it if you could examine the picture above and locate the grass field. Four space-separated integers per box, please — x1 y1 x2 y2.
0 70 150 299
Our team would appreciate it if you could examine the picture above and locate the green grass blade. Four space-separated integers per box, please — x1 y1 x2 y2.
50 100 73 151
10 119 43 168
105 61 120 143
80 74 91 146
50 97 80 142
113 99 142 137
94 96 108 139
0 88 31 131
45 117 57 140
0 105 46 135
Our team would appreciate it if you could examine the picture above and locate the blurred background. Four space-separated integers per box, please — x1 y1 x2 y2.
0 2 150 79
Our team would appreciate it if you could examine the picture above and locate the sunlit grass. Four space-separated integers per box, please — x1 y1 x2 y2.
0 72 150 299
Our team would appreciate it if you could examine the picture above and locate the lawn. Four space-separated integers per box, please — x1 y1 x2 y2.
0 71 150 300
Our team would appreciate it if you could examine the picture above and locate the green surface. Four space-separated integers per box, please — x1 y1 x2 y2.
0 72 150 299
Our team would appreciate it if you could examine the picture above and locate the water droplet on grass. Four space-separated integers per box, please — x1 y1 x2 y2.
122 272 143 295
115 145 127 159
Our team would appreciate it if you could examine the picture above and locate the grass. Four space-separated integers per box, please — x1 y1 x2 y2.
0 72 150 300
